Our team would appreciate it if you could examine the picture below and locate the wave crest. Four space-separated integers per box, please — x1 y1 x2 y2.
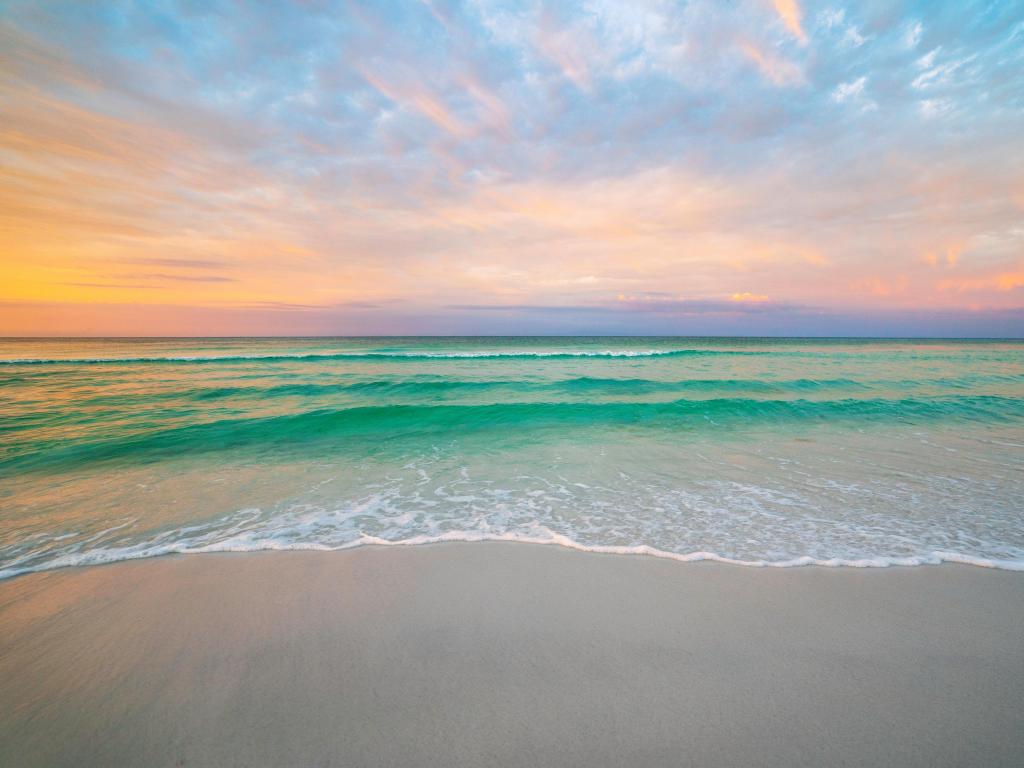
0 349 757 366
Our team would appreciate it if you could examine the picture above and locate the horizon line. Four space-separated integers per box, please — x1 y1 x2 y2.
3 335 1024 341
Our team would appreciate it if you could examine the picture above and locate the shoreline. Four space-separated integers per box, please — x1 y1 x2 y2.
5 533 1024 582
2 542 1023 767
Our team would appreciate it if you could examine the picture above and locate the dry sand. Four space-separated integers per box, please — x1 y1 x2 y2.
1 543 1022 767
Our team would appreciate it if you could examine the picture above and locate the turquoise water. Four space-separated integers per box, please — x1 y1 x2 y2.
1 336 1023 576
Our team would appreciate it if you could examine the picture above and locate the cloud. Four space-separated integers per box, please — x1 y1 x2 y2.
730 292 769 302
772 0 807 44
817 7 865 48
830 76 876 111
918 98 952 119
842 26 866 48
1 0 1023 336
912 49 973 90
533 10 594 90
117 258 229 269
851 276 909 298
818 8 845 30
902 21 923 49
360 69 470 138
831 76 866 103
140 274 237 283
939 272 1024 293
451 296 808 316
740 43 804 86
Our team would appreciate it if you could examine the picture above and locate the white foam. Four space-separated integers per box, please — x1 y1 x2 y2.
410 350 684 358
0 349 695 365
2 528 1022 581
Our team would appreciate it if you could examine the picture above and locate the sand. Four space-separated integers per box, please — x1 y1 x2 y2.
1 543 1022 767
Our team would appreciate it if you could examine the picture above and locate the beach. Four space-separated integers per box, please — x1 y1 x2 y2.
2 543 1022 767
5 0 1024 762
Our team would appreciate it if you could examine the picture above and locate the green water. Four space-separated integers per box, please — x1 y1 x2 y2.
1 337 1023 575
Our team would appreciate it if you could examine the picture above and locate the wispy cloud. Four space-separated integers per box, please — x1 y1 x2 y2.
361 69 470 138
772 0 807 44
740 42 804 86
831 76 866 103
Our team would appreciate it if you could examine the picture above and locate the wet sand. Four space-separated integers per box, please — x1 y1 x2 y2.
1 543 1022 767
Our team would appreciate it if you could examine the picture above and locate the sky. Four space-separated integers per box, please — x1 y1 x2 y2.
1 0 1023 336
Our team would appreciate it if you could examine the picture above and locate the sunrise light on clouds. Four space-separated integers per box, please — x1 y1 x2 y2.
1 1 1023 336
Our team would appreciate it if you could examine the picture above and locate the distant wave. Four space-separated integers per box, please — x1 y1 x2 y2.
7 343 1021 367
126 377 873 403
0 349 763 366
41 374 1023 406
5 395 1023 475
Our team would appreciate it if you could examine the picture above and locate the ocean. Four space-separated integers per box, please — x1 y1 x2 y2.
1 336 1023 577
